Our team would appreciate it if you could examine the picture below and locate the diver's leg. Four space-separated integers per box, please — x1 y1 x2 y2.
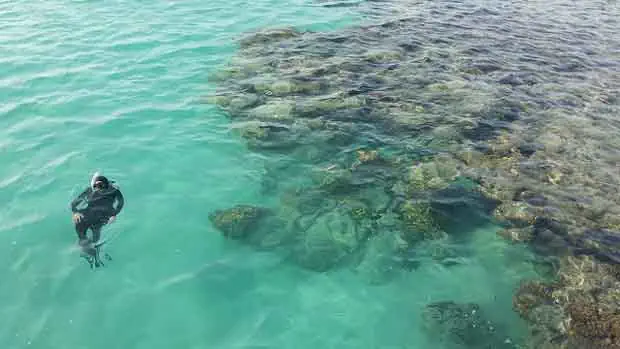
74 216 97 257
75 219 89 242
90 221 108 267
91 223 103 244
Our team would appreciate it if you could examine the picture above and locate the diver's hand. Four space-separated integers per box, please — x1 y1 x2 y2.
107 215 116 224
72 213 84 223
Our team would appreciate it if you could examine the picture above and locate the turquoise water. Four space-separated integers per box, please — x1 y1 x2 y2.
0 0 557 348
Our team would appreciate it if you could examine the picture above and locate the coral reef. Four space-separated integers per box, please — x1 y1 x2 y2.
514 256 620 348
288 204 370 271
397 201 445 243
208 205 272 239
205 2 620 346
422 301 518 348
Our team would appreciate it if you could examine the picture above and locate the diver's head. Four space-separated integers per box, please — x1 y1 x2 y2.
92 175 109 190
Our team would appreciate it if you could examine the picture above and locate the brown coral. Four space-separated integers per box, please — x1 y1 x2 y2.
566 296 620 348
493 201 539 227
516 256 620 349
356 149 379 163
497 227 534 243
398 201 445 243
209 205 271 239
513 280 557 318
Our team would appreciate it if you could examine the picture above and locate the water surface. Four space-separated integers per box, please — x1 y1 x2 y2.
1 0 617 348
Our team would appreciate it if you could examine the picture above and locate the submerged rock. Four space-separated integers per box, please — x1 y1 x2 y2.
235 122 272 141
407 155 460 193
493 202 539 227
354 231 407 284
406 238 466 267
516 255 620 348
253 79 324 97
209 205 272 239
205 13 620 347
247 100 296 120
238 27 301 48
497 227 534 243
513 280 559 320
228 94 261 111
422 301 518 349
295 94 367 118
513 280 567 347
429 183 501 236
364 49 404 63
565 295 620 348
312 168 354 195
206 94 233 108
288 205 367 272
572 228 620 265
397 201 445 244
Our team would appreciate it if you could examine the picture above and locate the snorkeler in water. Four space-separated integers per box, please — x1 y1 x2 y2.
70 173 124 267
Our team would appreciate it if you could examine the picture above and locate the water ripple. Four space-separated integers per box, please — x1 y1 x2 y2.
4 0 615 348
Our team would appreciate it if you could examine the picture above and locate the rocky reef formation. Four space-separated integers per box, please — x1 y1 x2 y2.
206 1 620 346
209 205 271 240
513 255 620 349
422 301 518 349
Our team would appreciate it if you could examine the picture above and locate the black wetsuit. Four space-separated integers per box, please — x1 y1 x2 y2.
71 185 124 243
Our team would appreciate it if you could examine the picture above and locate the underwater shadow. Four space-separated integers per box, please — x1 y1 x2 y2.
430 183 502 241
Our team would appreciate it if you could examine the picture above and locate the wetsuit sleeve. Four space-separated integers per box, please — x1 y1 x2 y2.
114 189 124 215
70 188 89 213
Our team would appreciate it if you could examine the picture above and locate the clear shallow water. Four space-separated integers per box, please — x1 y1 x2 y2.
2 0 607 348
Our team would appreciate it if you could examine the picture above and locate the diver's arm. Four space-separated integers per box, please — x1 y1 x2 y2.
113 189 124 215
70 188 89 213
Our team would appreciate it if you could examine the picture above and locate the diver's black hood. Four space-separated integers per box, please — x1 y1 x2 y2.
90 173 116 190
92 175 109 187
